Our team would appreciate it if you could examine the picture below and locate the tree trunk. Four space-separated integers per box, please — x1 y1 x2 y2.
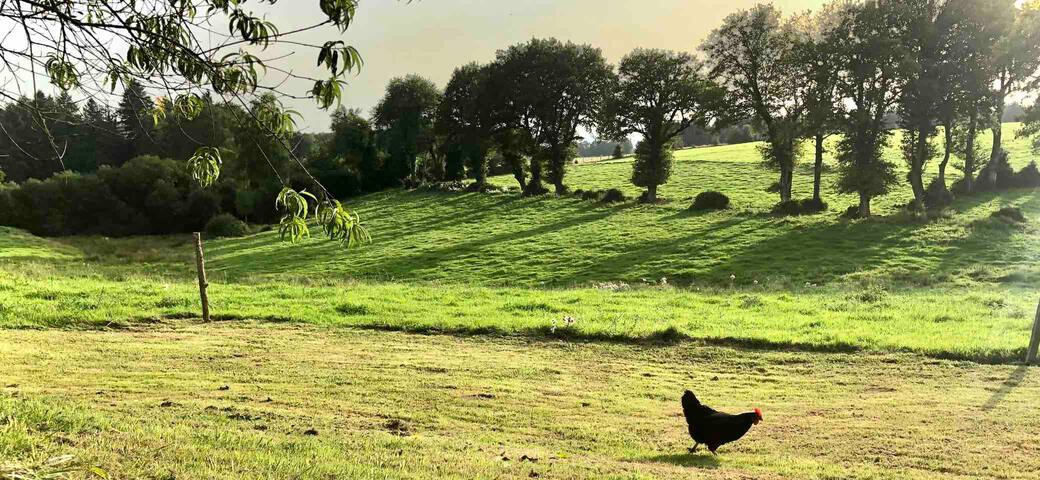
548 147 567 195
909 127 927 209
991 82 1006 163
991 123 1004 163
858 191 872 218
813 134 824 202
506 153 526 191
939 123 953 186
473 146 489 187
524 155 545 196
779 167 793 203
645 184 658 203
965 110 978 194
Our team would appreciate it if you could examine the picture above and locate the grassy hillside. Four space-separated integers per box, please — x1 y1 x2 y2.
16 124 1038 290
1 125 1039 362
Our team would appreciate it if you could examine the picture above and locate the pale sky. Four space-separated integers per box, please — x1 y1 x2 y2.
262 0 831 132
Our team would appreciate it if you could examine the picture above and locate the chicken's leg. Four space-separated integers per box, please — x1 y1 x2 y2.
687 443 700 454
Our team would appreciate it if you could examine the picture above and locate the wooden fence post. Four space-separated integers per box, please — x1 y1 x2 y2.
1027 297 1040 365
193 232 211 322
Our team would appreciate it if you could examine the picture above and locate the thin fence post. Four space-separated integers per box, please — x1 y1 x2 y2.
1026 297 1040 365
193 232 211 322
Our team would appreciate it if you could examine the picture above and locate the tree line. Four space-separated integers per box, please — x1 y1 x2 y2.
314 0 1040 214
3 0 1040 238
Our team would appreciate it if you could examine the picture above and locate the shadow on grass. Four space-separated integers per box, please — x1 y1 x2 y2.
642 453 720 469
982 365 1032 411
61 310 1026 364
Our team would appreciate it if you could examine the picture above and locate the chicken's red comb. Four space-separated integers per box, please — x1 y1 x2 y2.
754 408 763 419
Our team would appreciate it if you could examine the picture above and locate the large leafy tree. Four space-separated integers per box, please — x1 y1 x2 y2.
932 0 1009 191
599 49 724 202
0 0 373 245
436 63 503 186
702 4 808 203
372 75 442 185
829 0 908 218
496 38 613 196
790 6 843 203
990 0 1040 162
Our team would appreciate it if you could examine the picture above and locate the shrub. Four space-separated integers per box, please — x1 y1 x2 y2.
465 182 503 193
975 151 1015 191
691 191 730 211
204 213 250 238
991 207 1026 224
600 188 627 203
771 198 827 216
1015 161 1040 188
842 205 862 219
923 177 953 209
573 189 602 201
0 156 223 237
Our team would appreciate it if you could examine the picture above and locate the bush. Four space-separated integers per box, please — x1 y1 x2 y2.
464 182 503 193
991 207 1027 224
691 191 730 211
600 188 627 203
1015 161 1040 188
0 156 223 237
923 177 953 209
572 189 602 201
205 213 251 238
975 150 1015 191
772 198 827 216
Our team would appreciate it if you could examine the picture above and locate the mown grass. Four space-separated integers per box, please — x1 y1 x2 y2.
2 323 1038 479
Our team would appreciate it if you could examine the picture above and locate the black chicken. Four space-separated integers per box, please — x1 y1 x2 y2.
681 390 762 455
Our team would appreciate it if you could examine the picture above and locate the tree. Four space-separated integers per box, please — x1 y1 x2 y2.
81 99 126 171
791 6 843 203
0 0 373 246
931 0 1008 191
155 94 238 163
990 0 1040 163
496 38 613 195
829 0 908 218
612 144 624 159
600 49 723 202
436 63 502 186
373 75 442 185
702 4 808 203
117 80 158 161
232 94 292 190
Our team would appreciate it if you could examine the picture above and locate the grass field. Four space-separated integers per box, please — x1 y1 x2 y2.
3 323 1039 479
3 124 1040 478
